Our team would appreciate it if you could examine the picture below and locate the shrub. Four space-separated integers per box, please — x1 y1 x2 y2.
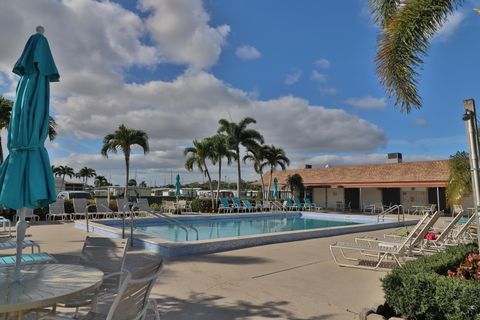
382 244 478 320
190 198 213 213
150 203 162 211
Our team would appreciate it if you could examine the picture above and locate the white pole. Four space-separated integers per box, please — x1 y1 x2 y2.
14 207 28 280
463 99 480 247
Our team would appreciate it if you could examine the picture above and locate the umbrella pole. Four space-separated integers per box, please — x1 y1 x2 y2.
14 207 28 280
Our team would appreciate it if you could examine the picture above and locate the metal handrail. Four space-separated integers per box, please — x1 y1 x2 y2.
84 203 97 232
130 203 199 241
377 204 405 222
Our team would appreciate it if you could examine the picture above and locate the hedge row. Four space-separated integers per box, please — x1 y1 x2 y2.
382 244 480 320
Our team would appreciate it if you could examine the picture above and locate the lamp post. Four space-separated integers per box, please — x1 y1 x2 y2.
462 99 480 246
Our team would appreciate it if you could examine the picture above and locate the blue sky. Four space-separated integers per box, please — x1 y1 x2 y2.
0 0 477 185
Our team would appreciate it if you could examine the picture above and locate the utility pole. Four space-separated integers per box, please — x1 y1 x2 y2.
463 99 480 246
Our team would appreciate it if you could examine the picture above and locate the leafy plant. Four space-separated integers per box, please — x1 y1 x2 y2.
190 198 213 213
382 244 478 320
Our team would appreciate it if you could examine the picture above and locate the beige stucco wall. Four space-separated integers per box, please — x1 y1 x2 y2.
312 188 326 208
360 188 382 209
312 188 344 209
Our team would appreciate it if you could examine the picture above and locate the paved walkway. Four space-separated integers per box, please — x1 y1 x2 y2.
14 221 396 320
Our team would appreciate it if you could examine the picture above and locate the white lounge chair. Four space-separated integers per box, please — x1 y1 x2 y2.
95 198 114 219
116 198 131 218
72 198 88 220
40 258 163 320
14 208 39 222
0 238 40 253
330 212 440 270
56 237 129 315
47 200 72 221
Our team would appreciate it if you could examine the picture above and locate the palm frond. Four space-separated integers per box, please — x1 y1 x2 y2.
375 0 463 112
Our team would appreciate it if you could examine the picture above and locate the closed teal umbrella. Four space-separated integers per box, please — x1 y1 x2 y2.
0 27 58 277
175 174 181 199
273 177 279 199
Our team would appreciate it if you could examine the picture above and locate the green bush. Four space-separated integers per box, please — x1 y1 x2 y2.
382 244 478 320
150 203 162 211
190 198 213 213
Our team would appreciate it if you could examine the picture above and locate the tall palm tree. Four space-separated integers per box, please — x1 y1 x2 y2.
184 139 215 208
76 167 96 187
218 117 264 197
243 144 269 200
0 95 58 163
101 124 149 199
94 175 109 187
206 134 235 208
370 0 463 112
446 151 471 205
263 145 290 200
53 165 75 191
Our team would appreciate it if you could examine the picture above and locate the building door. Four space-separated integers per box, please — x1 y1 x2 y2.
428 187 446 211
382 188 401 206
344 188 360 210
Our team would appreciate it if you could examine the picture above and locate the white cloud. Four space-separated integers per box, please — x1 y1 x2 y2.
235 45 261 60
311 70 327 82
314 58 330 69
345 96 387 110
140 0 230 70
414 118 427 126
319 87 337 95
434 11 465 41
0 0 387 184
284 69 302 85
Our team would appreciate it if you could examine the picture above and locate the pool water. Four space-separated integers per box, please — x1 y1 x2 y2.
126 215 361 242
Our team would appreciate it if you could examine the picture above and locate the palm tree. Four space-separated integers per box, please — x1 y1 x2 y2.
0 95 58 163
53 165 75 191
369 0 463 112
206 134 235 208
243 144 269 200
218 117 264 197
263 145 290 200
101 124 149 199
446 151 471 205
94 175 109 187
184 139 215 208
0 96 12 164
286 174 304 199
76 167 96 187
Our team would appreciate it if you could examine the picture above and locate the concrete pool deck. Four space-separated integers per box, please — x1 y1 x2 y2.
7 221 414 320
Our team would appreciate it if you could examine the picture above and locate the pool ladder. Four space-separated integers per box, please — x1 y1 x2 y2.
120 202 199 245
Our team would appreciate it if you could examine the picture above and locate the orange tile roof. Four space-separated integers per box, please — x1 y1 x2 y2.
261 160 449 188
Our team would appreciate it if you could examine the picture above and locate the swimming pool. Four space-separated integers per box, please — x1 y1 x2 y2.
101 213 361 242
78 212 416 257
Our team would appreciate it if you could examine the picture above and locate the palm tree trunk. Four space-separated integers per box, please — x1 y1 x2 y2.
204 164 215 210
61 175 65 191
216 156 222 210
125 152 130 200
260 171 265 200
0 136 3 164
236 147 241 198
267 168 273 201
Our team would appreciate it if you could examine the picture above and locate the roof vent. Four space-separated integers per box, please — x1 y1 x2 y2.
305 164 312 169
387 152 403 164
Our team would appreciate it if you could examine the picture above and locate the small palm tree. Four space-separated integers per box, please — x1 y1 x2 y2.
101 124 149 199
263 145 290 200
206 134 235 208
53 165 75 191
76 167 96 187
184 139 215 209
369 0 463 112
286 174 304 199
446 151 471 205
218 117 264 197
94 175 109 187
243 144 269 200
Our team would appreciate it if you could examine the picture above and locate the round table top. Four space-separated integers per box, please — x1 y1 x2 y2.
0 263 103 313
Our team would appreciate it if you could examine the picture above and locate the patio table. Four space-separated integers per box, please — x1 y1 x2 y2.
411 205 428 215
0 264 103 320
